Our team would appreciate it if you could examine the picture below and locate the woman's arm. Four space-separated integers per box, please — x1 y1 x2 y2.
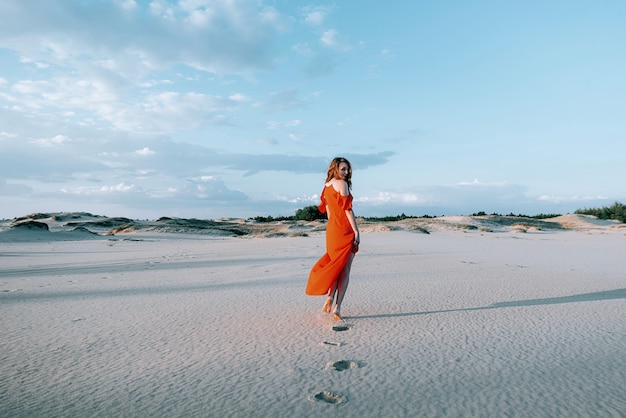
345 207 360 246
334 179 360 246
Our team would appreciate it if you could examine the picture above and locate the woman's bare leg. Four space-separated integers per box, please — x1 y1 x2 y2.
323 280 338 313
332 253 354 320
323 291 334 313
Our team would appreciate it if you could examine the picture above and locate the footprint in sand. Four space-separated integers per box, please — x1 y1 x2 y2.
308 391 348 405
308 321 359 405
325 360 360 372
332 323 349 332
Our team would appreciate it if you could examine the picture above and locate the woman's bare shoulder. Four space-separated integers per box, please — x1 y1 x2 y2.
331 179 349 196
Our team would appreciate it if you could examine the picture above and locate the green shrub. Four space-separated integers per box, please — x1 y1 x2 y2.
250 215 293 223
294 205 326 221
575 201 626 223
363 213 434 221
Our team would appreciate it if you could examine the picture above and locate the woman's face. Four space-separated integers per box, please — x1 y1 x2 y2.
338 162 350 180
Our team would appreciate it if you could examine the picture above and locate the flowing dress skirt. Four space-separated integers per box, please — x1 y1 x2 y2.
305 186 356 296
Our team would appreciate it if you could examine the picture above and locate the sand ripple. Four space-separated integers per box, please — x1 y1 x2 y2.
1 228 624 417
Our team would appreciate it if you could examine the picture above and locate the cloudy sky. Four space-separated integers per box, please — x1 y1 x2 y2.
1 0 625 220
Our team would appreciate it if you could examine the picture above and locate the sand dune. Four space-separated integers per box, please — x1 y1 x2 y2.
1 212 623 242
1 213 624 417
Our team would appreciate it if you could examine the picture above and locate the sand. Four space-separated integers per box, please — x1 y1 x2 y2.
1 215 625 417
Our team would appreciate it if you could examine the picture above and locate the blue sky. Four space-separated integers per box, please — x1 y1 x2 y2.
1 0 625 219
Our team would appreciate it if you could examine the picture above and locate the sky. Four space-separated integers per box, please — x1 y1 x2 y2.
1 0 625 220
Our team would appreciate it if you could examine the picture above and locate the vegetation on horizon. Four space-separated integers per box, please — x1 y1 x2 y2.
9 204 625 224
250 205 566 223
362 213 435 222
250 202 626 224
471 211 561 219
249 205 326 222
574 201 626 223
250 207 438 223
249 214 293 223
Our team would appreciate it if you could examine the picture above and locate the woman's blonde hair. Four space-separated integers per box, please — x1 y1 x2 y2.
325 157 352 190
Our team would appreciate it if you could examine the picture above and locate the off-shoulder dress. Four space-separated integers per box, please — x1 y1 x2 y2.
305 184 357 296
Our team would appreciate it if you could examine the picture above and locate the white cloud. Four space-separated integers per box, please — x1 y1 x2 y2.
31 134 72 147
135 147 156 156
320 30 338 48
536 194 609 203
115 0 138 12
380 49 394 59
292 42 313 56
305 11 325 25
456 179 507 187
1 0 285 77
148 0 173 19
103 91 239 133
0 131 17 139
102 183 137 193
11 77 118 115
274 193 318 204
62 182 137 195
138 78 174 88
320 29 351 52
302 6 331 26
358 192 426 205
266 119 300 129
148 176 248 203
266 121 281 130
229 93 251 102
98 151 120 158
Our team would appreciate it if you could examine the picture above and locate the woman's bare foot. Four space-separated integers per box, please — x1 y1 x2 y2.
323 297 333 314
332 308 342 321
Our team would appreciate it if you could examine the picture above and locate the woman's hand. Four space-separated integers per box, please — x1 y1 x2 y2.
352 231 360 253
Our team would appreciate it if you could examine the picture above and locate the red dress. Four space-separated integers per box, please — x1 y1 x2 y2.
305 185 357 296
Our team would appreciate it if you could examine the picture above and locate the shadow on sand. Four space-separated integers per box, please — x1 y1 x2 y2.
349 288 626 319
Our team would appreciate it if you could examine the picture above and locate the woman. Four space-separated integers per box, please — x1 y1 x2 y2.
305 157 360 320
